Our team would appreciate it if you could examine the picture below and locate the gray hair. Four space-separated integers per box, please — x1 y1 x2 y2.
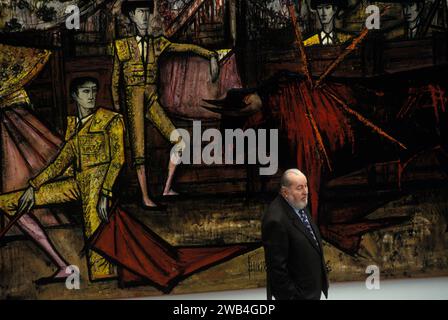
280 169 306 189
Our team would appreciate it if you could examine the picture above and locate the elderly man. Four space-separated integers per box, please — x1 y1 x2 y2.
262 169 329 300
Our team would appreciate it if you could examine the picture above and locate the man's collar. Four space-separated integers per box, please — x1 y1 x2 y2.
77 113 94 126
408 17 420 31
320 30 335 36
80 113 94 121
320 30 335 40
136 34 151 42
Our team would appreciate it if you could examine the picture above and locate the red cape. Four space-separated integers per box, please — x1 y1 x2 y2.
88 207 260 292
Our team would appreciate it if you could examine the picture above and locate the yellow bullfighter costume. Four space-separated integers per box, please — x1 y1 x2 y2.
0 107 125 281
111 35 217 166
303 31 353 46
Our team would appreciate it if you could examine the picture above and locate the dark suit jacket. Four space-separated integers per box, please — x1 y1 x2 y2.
262 195 329 300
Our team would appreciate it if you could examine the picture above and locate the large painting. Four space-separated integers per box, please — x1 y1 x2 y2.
1 0 447 299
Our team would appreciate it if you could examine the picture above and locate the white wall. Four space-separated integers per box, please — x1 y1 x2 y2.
136 277 448 300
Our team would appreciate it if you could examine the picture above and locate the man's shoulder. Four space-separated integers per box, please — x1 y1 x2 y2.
381 22 406 40
114 37 134 61
153 35 172 54
91 108 123 132
65 116 77 140
97 107 123 120
303 33 320 47
263 196 288 222
335 29 355 43
114 36 134 44
67 116 77 124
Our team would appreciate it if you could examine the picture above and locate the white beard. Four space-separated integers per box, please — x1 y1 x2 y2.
286 197 308 210
295 199 308 210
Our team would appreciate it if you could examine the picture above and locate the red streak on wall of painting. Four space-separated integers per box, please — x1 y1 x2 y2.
266 81 354 224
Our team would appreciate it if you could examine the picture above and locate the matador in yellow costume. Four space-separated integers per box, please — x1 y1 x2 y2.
0 76 125 282
112 0 220 209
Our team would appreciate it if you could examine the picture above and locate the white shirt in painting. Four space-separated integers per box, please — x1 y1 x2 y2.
320 31 336 45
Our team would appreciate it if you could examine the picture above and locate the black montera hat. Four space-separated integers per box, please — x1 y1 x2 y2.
310 0 348 10
121 0 154 16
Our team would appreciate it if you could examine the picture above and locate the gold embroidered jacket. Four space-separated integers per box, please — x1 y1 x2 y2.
111 35 218 109
29 108 125 198
303 31 353 47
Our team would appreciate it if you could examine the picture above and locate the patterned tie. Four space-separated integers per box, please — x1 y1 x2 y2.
297 209 319 247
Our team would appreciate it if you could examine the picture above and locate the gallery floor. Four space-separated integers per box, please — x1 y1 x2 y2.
138 277 448 300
